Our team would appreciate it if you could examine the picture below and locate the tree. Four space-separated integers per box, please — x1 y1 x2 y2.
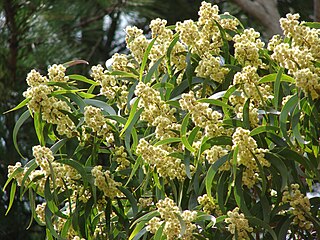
5 2 320 239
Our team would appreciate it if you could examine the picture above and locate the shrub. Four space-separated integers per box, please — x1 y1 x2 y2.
4 2 320 239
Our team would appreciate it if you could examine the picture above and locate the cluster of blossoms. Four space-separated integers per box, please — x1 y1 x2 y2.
269 13 320 99
231 66 272 127
125 26 149 63
113 146 130 171
197 194 222 215
83 106 115 143
180 91 232 138
138 197 153 208
135 82 180 140
225 207 253 240
196 52 229 83
233 28 265 68
90 64 128 107
232 127 270 188
146 198 197 240
23 66 76 137
136 139 187 180
91 165 122 199
282 184 313 230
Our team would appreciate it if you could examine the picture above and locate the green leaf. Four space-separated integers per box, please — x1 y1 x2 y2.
13 110 30 158
234 171 251 216
197 98 232 109
154 137 181 146
131 210 159 227
154 222 164 240
292 104 309 144
118 186 138 216
84 99 116 115
125 156 142 186
303 22 320 29
273 68 284 109
242 98 250 129
68 74 96 85
45 204 61 239
205 154 229 202
120 98 140 136
4 98 30 114
140 38 157 81
34 111 45 145
181 136 195 152
181 113 190 136
278 217 292 239
247 216 277 240
180 113 195 152
77 92 96 99
258 72 294 84
50 138 68 154
279 93 298 146
56 159 88 190
144 57 164 83
110 70 138 79
129 222 145 240
195 212 216 226
250 126 279 136
265 153 288 191
5 181 16 215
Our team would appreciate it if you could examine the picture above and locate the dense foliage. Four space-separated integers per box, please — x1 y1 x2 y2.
4 2 320 239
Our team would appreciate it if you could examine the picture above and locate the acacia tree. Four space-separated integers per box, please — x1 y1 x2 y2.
4 1 320 239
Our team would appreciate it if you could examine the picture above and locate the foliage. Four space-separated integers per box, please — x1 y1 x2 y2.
4 1 320 239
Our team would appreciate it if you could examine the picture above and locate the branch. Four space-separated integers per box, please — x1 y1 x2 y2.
232 0 282 37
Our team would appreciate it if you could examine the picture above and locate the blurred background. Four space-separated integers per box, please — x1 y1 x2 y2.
0 0 317 239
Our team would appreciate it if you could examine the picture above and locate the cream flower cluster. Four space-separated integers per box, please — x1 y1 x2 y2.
35 202 46 224
225 207 253 240
48 64 69 82
125 26 149 63
149 18 186 71
204 145 231 171
111 53 129 72
33 145 55 176
146 198 197 240
7 162 27 186
90 64 118 99
196 52 229 83
113 146 130 171
232 128 270 188
270 14 320 99
91 165 121 199
233 66 271 104
175 2 238 58
233 28 265 68
23 68 76 137
180 91 229 137
83 106 115 143
138 197 153 208
136 139 186 180
26 69 48 87
198 194 221 215
135 82 180 140
150 18 173 42
282 184 313 230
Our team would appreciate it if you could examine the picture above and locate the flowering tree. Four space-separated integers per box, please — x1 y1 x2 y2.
4 2 320 239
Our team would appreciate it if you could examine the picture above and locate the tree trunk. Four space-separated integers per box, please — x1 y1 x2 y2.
232 0 282 38
314 0 320 22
